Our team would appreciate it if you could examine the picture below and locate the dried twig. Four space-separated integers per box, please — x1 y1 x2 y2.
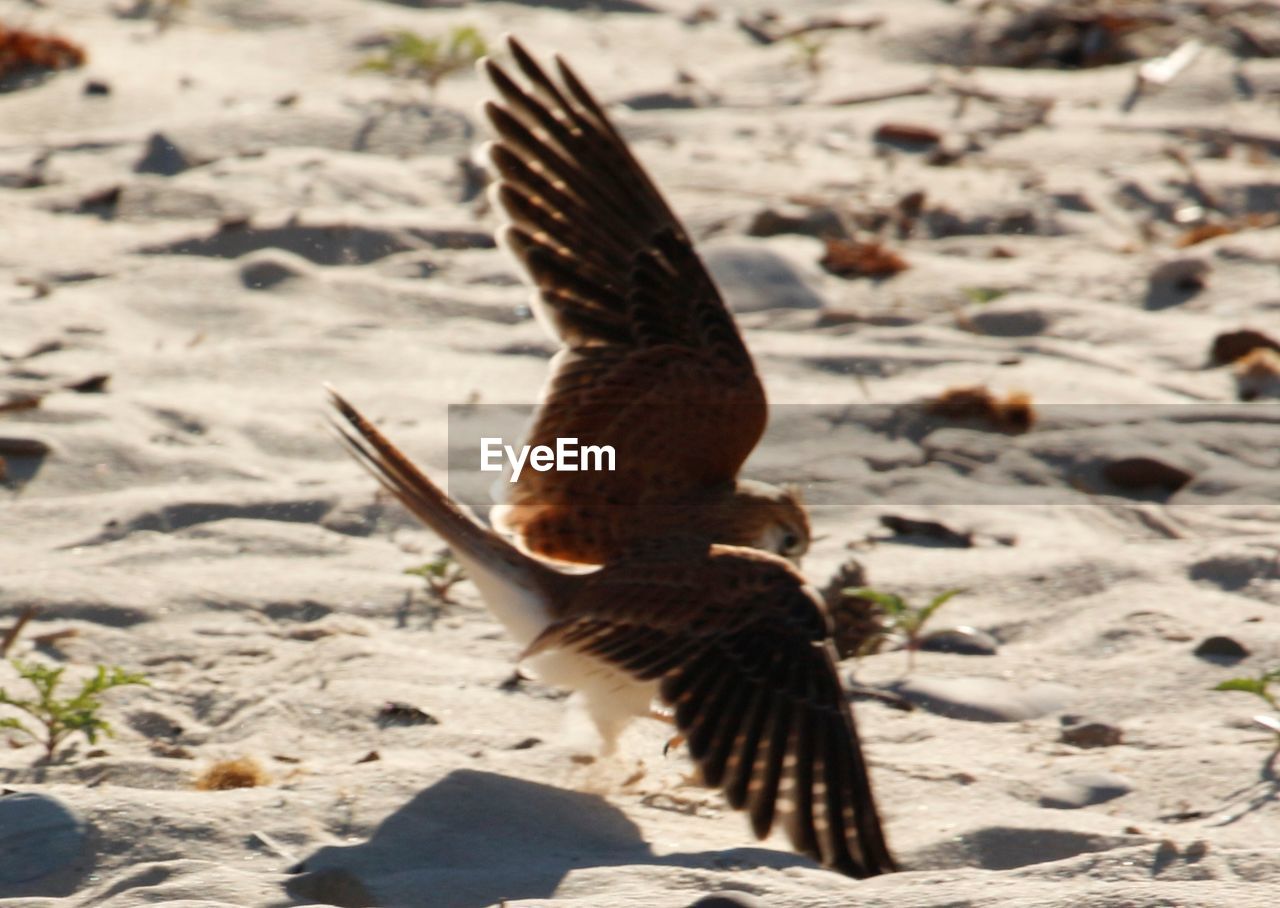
827 81 933 107
1 605 39 658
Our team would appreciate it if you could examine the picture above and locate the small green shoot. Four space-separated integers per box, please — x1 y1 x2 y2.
788 34 828 77
405 551 467 604
845 587 967 670
962 287 1009 305
0 660 148 762
1215 668 1280 750
357 26 488 98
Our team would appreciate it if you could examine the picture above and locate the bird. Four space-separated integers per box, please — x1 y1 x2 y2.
480 36 810 567
327 387 897 878
325 37 897 878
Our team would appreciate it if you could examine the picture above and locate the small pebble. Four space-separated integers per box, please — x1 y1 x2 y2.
1193 635 1249 662
919 625 999 656
1040 772 1133 809
135 132 192 176
1059 718 1123 748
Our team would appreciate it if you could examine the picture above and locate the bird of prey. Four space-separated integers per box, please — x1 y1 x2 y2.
482 38 810 567
327 38 896 878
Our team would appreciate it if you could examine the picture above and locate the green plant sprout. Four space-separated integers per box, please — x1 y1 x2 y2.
405 551 468 604
788 33 829 77
962 286 1009 305
0 660 148 762
358 26 488 98
845 587 967 670
1214 668 1280 748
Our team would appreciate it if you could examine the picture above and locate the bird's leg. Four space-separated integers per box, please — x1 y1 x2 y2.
649 704 685 755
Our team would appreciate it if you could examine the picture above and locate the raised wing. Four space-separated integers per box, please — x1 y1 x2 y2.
484 39 768 561
525 545 897 877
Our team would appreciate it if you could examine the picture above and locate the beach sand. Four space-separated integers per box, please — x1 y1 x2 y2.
3 1 1280 905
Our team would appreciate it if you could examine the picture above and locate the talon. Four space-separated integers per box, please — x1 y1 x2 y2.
663 733 685 757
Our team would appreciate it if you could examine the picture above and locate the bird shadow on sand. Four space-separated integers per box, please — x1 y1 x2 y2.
277 769 817 908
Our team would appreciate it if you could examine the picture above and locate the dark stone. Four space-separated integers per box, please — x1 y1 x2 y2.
688 895 769 908
920 626 999 656
1211 329 1280 365
1193 635 1249 663
1103 457 1193 494
135 132 192 176
1039 772 1133 809
1145 257 1209 310
83 79 111 96
239 251 311 289
1059 718 1123 748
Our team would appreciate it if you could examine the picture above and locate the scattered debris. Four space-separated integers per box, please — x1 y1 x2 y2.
0 24 85 87
820 559 879 660
1145 256 1209 309
872 122 942 151
879 515 974 548
1123 38 1203 111
919 625 999 656
0 395 43 414
376 701 438 727
736 11 882 46
819 238 908 279
195 756 269 791
1235 348 1280 401
65 373 110 394
1176 212 1280 248
0 437 52 457
827 81 933 107
924 385 1036 433
1194 635 1249 663
0 605 39 658
135 132 193 176
1060 717 1124 748
1103 456 1194 494
355 749 380 764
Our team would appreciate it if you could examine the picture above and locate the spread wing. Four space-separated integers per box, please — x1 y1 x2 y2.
484 39 767 560
525 546 897 878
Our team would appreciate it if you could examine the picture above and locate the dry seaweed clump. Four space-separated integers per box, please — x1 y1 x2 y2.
821 560 882 660
819 238 909 279
1234 348 1280 401
925 385 1036 433
944 0 1280 70
0 24 85 87
195 756 269 791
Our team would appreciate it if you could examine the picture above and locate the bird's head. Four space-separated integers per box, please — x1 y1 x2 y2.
730 480 811 565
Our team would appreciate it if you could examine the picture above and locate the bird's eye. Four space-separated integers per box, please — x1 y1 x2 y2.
781 532 800 553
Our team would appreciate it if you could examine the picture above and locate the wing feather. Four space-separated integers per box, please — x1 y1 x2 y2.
523 546 896 877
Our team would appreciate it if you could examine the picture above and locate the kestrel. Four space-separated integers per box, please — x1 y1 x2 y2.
328 388 896 877
481 37 810 566
326 39 896 878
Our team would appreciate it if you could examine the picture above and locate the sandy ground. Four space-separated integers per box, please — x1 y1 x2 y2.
3 0 1280 905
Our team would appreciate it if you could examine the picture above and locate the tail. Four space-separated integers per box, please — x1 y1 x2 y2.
326 386 558 646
